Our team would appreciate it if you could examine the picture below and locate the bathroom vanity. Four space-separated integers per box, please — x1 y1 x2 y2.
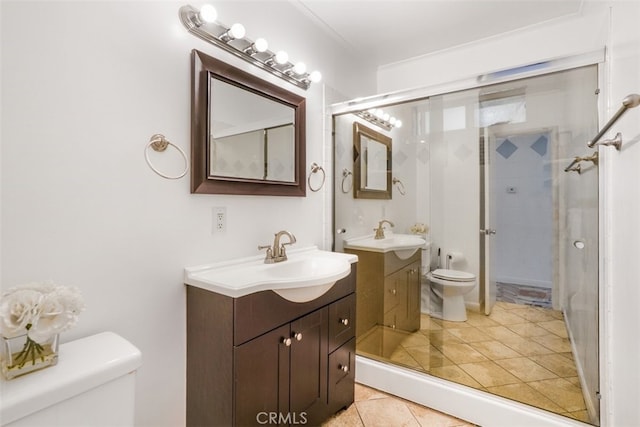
343 235 423 338
184 248 357 426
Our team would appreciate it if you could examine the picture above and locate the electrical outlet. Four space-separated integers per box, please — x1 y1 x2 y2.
213 207 226 233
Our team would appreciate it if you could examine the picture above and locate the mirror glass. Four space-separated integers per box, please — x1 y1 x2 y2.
209 78 295 182
191 49 306 196
353 122 392 199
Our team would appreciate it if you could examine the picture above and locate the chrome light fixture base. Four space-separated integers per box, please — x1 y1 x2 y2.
179 5 313 90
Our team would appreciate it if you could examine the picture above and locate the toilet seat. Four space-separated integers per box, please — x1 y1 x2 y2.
431 268 475 282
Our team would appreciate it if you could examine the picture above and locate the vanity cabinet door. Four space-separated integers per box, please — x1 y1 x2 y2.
404 261 421 332
290 307 328 426
234 324 290 426
328 337 356 414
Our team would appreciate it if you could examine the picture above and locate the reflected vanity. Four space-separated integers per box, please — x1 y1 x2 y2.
191 49 306 196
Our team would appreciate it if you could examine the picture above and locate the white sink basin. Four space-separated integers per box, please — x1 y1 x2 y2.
184 246 357 302
343 233 428 260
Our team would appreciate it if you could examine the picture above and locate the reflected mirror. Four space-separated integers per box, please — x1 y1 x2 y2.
353 122 392 199
191 49 306 196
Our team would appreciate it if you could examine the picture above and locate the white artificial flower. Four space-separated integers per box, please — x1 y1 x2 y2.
0 289 42 338
0 282 85 341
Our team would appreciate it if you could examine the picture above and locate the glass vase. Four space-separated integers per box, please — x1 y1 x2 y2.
1 333 59 380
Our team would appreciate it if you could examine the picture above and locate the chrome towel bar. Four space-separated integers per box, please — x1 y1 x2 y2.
587 93 639 149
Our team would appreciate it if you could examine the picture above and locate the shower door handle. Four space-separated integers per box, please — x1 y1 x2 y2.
480 229 497 235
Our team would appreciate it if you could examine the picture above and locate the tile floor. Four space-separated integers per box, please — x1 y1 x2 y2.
355 301 590 423
323 383 476 427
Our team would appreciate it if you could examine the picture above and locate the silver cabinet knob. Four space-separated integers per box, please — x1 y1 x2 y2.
340 318 349 326
339 364 349 373
282 337 292 346
294 332 303 341
480 229 497 235
390 289 397 295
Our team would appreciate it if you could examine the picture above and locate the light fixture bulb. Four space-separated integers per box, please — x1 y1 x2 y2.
293 62 307 75
254 38 268 53
275 51 289 65
229 23 246 39
389 117 397 125
375 109 384 119
368 108 376 115
199 4 217 23
395 120 403 128
309 71 322 83
383 113 390 121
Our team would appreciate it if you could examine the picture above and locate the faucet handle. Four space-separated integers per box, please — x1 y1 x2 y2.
258 244 273 254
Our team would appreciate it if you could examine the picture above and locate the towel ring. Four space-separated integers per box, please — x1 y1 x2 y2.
341 169 353 193
308 162 326 192
144 134 188 180
393 177 406 195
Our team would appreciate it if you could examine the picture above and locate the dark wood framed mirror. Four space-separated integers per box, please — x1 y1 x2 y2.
191 49 306 196
353 122 392 199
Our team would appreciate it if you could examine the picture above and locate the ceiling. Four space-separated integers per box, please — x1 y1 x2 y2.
294 0 584 67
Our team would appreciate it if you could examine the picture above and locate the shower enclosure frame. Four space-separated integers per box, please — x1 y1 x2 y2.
330 48 606 427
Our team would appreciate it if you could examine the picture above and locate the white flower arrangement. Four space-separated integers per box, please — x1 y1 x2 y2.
0 282 85 370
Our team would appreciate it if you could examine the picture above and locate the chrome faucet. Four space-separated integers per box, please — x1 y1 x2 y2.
258 230 297 263
373 220 394 239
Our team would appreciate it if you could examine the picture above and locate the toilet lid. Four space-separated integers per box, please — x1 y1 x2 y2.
431 269 476 282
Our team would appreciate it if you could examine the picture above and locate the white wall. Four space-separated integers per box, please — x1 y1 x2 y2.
377 1 640 425
0 1 376 425
604 1 640 425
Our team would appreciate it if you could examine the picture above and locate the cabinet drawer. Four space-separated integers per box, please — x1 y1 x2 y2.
328 338 355 415
328 294 356 353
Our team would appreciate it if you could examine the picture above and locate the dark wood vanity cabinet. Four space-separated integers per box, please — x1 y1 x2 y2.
345 249 421 337
186 265 356 426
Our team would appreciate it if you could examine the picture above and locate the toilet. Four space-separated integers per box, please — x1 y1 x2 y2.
421 248 477 322
1 332 142 426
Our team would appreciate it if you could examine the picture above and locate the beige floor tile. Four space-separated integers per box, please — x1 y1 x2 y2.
494 357 558 382
500 336 555 356
494 301 521 310
528 378 587 412
446 327 493 343
429 365 485 390
407 402 473 426
487 309 528 325
389 347 421 369
464 313 500 327
429 330 465 350
531 335 572 353
507 322 553 338
405 345 455 370
439 318 475 328
401 332 431 348
323 403 364 426
482 325 523 341
537 320 569 338
356 397 420 427
458 361 522 387
355 383 390 401
439 343 489 364
468 340 522 360
509 307 558 323
564 410 591 423
421 314 442 331
529 354 578 377
485 383 565 413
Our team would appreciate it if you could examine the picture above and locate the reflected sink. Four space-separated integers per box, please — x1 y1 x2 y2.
343 233 427 260
184 246 357 302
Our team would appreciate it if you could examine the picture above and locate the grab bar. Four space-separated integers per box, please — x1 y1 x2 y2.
587 93 640 149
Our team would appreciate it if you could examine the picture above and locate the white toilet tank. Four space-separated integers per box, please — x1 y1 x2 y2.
1 332 142 427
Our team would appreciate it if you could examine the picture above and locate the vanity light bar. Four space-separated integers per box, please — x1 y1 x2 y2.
179 4 321 90
355 109 402 131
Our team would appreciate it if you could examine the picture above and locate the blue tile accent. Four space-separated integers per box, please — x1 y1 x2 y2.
530 135 548 156
496 138 518 159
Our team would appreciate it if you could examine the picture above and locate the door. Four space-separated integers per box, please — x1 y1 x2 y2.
234 324 291 426
290 308 328 426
